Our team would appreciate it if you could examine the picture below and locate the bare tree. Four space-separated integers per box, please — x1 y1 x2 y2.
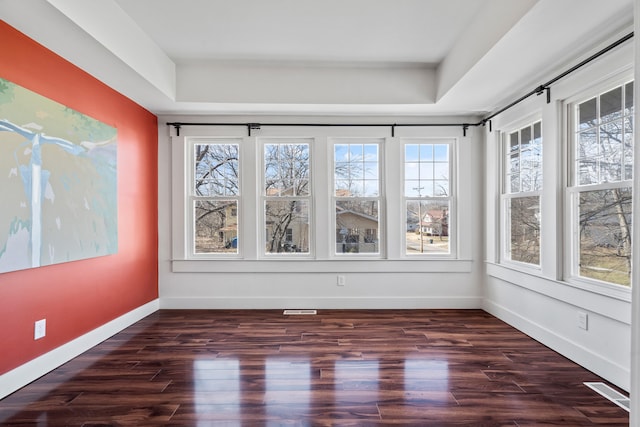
264 144 310 253
195 144 239 197
579 188 632 284
508 197 540 264
194 144 239 252
575 88 633 285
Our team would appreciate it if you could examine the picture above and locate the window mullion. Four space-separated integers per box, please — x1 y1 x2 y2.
242 136 257 259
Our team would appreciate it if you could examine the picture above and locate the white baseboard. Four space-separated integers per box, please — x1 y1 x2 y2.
483 299 630 392
159 296 483 310
0 299 159 400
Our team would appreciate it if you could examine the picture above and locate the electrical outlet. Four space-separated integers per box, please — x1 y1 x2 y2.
577 312 588 330
337 275 346 286
34 319 46 340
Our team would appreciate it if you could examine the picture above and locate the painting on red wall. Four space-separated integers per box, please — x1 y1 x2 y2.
0 77 117 273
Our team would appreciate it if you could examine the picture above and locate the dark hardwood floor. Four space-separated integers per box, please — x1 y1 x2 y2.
0 309 629 426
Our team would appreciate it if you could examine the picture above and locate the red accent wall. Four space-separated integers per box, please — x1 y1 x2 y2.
0 22 158 374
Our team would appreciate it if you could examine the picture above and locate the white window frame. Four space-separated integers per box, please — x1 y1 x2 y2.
259 138 314 259
330 137 385 259
401 138 456 259
187 137 243 259
500 118 543 269
564 75 634 291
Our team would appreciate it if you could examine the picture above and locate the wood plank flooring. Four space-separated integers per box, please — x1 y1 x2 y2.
0 309 630 426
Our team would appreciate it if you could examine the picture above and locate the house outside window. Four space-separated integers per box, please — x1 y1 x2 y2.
403 140 453 255
333 140 382 255
191 141 240 255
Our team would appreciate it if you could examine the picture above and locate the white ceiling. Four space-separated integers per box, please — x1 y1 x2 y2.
0 0 634 117
114 0 485 64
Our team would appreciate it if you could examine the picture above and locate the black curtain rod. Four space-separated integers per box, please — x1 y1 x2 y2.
166 121 474 137
167 31 633 137
479 31 634 126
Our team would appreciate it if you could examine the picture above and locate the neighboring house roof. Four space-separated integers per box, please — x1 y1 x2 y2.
426 209 448 220
336 209 378 223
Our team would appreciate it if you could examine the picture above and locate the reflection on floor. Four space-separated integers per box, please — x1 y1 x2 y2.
0 309 629 425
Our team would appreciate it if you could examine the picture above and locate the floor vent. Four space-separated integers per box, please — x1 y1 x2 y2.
584 382 630 412
283 309 317 315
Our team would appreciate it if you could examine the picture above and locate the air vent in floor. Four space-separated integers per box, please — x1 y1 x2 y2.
584 382 630 412
283 309 317 315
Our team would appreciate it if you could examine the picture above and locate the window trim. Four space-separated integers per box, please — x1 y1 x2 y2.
170 125 471 272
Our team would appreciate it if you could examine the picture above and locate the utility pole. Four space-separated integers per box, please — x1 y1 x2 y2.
413 187 424 253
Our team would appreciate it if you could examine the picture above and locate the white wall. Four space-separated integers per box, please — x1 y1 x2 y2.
483 40 633 391
177 62 435 105
157 116 484 310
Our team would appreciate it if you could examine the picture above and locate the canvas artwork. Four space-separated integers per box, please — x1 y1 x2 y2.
0 77 117 274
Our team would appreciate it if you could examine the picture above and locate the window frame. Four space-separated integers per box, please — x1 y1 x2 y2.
187 137 243 259
564 76 634 290
330 137 385 259
401 138 456 258
499 118 543 269
259 137 314 259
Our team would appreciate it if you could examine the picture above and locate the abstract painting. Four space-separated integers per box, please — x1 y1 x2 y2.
0 77 117 273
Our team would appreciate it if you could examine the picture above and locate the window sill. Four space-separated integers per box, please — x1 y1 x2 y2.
496 259 542 275
485 262 631 324
172 258 473 273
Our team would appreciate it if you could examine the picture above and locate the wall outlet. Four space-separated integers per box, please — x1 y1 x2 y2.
337 274 346 286
34 319 46 340
577 312 588 330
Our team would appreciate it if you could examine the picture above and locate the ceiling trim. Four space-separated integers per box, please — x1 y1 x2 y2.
46 0 176 100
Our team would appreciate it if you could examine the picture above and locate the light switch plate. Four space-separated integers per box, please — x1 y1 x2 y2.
34 319 46 340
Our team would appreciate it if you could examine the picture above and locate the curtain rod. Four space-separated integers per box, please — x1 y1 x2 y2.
167 31 633 137
166 121 474 137
479 31 634 129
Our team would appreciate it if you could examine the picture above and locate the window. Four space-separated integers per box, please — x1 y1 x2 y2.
191 141 240 255
333 140 382 255
262 141 311 255
501 121 542 265
403 141 452 255
568 81 633 287
176 128 464 267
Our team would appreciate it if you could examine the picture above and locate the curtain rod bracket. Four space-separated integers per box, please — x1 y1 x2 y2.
463 124 469 137
391 124 396 137
247 123 261 136
535 85 551 104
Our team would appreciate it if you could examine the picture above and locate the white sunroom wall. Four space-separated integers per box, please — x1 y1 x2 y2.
483 39 633 391
158 116 484 311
